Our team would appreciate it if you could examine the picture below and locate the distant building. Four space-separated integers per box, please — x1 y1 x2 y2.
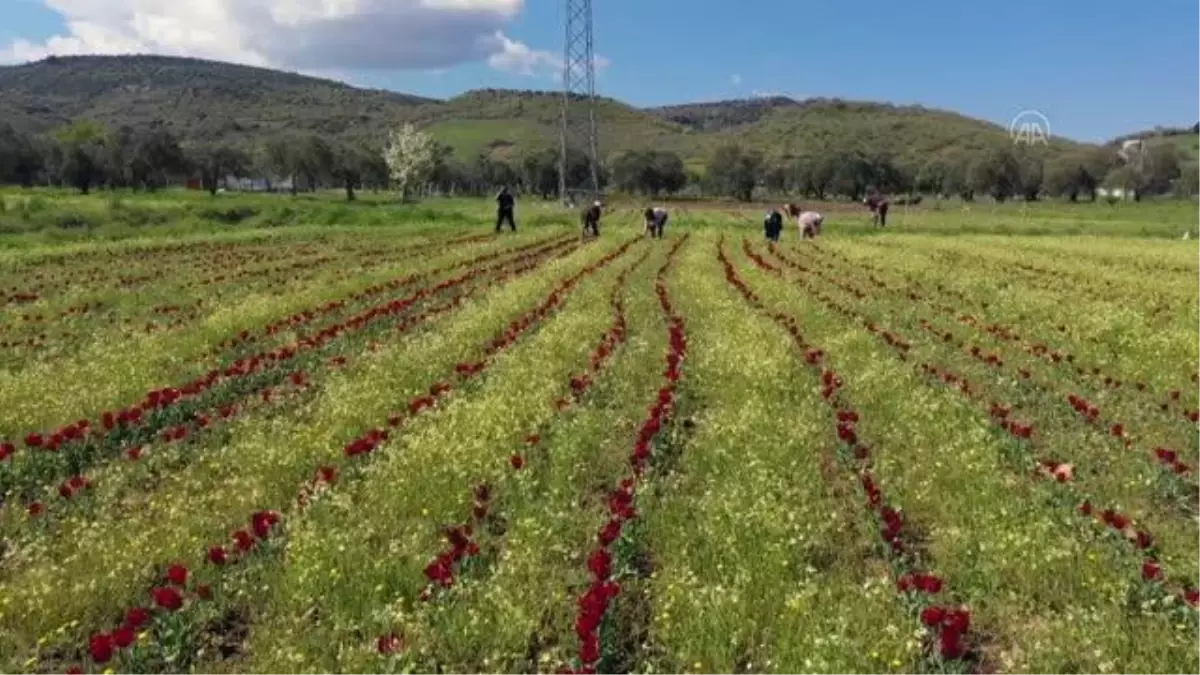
1097 186 1133 200
224 176 272 192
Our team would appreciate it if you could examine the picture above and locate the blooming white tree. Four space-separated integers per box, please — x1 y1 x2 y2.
383 123 437 201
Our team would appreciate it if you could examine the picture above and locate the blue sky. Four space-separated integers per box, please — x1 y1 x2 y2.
2 0 1196 142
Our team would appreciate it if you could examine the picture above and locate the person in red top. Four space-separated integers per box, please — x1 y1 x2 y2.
864 194 890 227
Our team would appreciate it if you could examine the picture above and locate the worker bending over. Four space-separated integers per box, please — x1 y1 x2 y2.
864 193 889 227
643 207 669 239
764 209 783 242
784 203 824 239
581 201 603 239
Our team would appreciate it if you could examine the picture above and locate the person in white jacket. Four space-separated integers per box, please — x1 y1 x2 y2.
784 203 824 239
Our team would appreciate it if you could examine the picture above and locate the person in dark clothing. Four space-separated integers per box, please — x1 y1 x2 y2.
643 207 668 239
764 209 783 242
581 201 602 239
495 186 516 232
864 194 889 227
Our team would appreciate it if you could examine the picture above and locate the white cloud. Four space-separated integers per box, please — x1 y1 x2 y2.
487 32 611 80
0 0 585 77
751 89 795 99
487 32 559 77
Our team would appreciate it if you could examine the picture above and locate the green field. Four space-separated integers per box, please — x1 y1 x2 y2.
0 192 1197 674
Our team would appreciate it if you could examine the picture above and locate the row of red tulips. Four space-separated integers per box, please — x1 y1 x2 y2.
724 240 977 667
570 235 690 673
752 241 1199 616
771 246 1197 496
59 238 639 673
2 236 571 471
808 243 1197 422
415 248 652 606
6 239 584 525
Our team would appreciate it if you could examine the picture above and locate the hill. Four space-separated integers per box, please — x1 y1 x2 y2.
648 96 805 132
0 54 1097 166
0 54 434 142
1109 125 1199 162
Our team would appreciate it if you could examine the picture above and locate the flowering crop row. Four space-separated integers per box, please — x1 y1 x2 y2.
415 247 652 601
748 240 1199 617
0 233 551 443
0 235 441 356
730 236 1196 672
721 240 976 668
1 222 1194 674
39 237 639 673
0 238 585 535
0 235 574 488
567 235 689 672
772 245 1198 497
806 243 1199 430
768 244 1200 571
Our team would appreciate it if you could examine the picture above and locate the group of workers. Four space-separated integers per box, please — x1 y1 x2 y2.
493 186 892 240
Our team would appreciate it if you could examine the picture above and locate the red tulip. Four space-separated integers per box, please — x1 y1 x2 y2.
377 632 404 655
233 529 255 552
123 607 152 630
587 549 612 581
112 626 135 649
920 606 945 626
510 454 526 470
89 633 114 663
1141 560 1163 582
152 586 184 611
165 564 189 586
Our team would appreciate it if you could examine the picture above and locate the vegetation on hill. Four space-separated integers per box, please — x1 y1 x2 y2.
0 55 1084 163
0 54 1195 204
648 96 803 132
0 54 432 142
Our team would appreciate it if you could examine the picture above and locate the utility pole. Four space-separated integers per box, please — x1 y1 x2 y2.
559 0 600 207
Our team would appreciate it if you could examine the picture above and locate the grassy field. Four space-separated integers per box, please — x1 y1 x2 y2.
0 192 1197 674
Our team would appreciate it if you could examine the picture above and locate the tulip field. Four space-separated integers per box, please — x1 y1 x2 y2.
0 213 1197 674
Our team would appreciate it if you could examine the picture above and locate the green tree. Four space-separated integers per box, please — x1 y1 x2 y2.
259 135 300 194
330 142 373 201
1014 149 1044 201
915 157 948 195
1138 143 1182 196
187 142 251 195
130 127 188 189
968 147 1021 202
707 144 763 201
1176 163 1199 197
476 155 519 193
55 121 110 194
0 123 44 187
1102 165 1137 202
653 151 688 195
521 149 559 199
830 151 873 200
610 150 687 196
801 151 838 200
939 150 977 201
294 134 335 192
